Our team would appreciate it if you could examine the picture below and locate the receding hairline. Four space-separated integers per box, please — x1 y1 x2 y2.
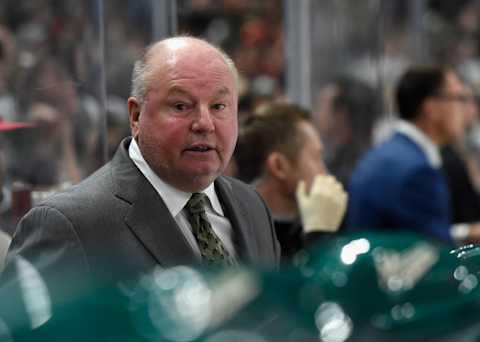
144 37 238 83
130 36 239 103
145 37 216 60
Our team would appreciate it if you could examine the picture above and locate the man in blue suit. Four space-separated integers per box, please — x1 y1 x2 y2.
347 65 480 245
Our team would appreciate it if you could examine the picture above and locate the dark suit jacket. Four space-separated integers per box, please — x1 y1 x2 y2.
2 138 280 294
346 132 453 245
441 145 480 223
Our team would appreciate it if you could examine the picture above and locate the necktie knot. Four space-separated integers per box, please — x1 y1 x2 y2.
186 193 208 215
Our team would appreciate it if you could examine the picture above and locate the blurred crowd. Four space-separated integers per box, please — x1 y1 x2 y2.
0 0 477 243
0 0 480 340
0 0 477 250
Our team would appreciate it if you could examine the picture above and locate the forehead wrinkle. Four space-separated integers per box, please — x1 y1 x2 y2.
159 78 234 101
215 86 231 97
167 86 192 97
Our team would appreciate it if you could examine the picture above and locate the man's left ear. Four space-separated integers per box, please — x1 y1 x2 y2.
128 97 141 137
266 151 293 181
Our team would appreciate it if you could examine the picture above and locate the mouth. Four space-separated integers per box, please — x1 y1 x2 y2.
184 144 215 153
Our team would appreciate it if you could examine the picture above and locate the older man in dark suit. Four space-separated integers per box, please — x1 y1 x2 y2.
1 37 280 299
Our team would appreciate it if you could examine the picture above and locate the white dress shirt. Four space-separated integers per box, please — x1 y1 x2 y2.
128 138 237 259
396 120 442 169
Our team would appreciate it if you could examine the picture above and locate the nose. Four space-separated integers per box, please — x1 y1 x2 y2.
191 105 215 133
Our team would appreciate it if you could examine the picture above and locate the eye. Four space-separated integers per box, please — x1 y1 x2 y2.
173 102 189 112
211 103 226 111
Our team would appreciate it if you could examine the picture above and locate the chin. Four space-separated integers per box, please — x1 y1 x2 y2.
180 163 223 188
197 166 224 182
183 176 215 192
188 162 222 175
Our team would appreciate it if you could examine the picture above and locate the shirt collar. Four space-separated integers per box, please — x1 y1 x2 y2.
128 138 224 217
396 120 442 168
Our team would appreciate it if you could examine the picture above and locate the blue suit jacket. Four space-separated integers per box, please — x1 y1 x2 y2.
346 132 453 245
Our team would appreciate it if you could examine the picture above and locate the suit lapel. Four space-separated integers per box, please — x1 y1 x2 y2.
215 177 258 263
111 138 198 267
124 182 198 267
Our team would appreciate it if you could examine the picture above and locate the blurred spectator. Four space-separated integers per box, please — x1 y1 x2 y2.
235 102 347 260
315 76 382 187
9 58 82 186
428 0 480 78
347 65 480 245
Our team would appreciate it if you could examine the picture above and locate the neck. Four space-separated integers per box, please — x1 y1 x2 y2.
255 178 298 219
414 119 444 146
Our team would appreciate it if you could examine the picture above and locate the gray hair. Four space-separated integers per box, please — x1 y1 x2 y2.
130 37 239 104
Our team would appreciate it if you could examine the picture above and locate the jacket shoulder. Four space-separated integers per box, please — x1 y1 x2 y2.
353 134 428 181
35 161 120 224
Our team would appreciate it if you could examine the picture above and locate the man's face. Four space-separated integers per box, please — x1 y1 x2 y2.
129 47 238 192
286 120 327 195
432 72 473 144
463 85 478 130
